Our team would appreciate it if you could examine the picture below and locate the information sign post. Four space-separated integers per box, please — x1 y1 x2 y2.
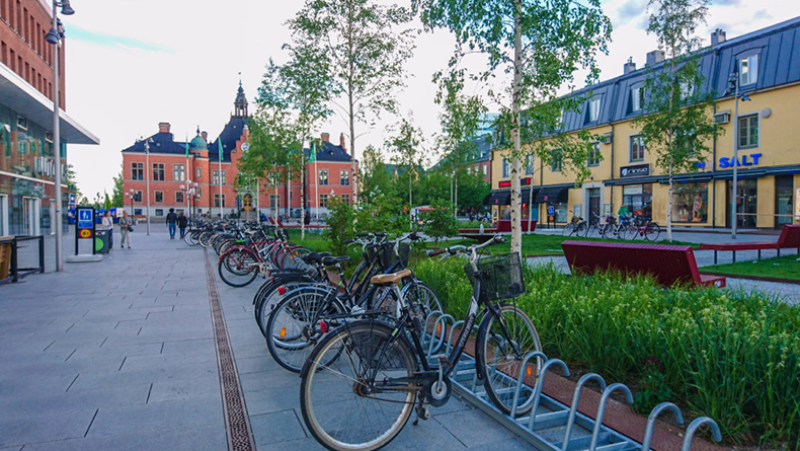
75 206 96 255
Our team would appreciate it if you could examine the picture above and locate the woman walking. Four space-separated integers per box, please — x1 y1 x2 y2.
102 211 114 251
118 211 132 249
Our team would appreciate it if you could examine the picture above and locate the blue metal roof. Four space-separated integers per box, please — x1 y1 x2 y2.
305 141 353 162
121 132 188 155
559 16 800 132
208 117 247 163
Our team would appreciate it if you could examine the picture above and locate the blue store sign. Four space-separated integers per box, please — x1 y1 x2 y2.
719 153 762 168
77 208 93 230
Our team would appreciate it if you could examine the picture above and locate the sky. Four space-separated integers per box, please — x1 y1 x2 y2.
61 0 800 199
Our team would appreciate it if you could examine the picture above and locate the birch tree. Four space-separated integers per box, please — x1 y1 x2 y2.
420 0 611 254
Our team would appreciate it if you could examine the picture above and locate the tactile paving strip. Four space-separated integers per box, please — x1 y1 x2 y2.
204 249 256 451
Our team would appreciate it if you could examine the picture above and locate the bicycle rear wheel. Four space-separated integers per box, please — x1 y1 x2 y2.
300 321 417 451
478 303 542 416
218 248 259 287
644 223 661 241
562 223 575 237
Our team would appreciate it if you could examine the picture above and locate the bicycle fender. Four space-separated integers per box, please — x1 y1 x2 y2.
474 314 492 382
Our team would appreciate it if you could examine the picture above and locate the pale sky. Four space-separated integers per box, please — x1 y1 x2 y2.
61 0 800 199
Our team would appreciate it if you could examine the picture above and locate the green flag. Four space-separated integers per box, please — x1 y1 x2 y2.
218 140 223 161
309 141 316 163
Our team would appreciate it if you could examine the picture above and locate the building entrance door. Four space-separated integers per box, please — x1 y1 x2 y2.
776 175 793 227
587 188 601 225
22 197 41 236
727 180 758 228
0 195 8 237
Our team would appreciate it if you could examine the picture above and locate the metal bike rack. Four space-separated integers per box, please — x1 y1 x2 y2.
420 310 723 451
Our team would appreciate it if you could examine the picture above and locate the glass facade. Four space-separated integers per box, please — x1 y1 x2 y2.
776 176 793 226
623 184 653 217
0 103 64 236
672 183 708 223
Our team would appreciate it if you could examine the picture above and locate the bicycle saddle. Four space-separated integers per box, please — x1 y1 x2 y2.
303 252 332 264
321 256 350 266
370 269 412 285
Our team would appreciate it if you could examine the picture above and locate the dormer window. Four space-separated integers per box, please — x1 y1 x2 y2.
739 55 758 86
630 85 644 113
587 98 601 123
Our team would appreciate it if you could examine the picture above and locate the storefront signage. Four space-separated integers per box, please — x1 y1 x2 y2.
497 177 532 189
620 164 650 178
719 153 762 168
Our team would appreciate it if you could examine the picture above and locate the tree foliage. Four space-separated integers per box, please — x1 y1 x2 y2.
634 0 722 241
111 163 124 207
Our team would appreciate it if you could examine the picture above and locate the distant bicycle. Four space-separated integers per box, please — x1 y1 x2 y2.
624 215 661 241
562 216 588 237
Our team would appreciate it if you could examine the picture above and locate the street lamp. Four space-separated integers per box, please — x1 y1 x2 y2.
45 0 74 272
143 138 153 235
724 71 752 239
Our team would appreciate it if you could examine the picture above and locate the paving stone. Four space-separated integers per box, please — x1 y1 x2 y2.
20 423 226 451
250 409 308 446
86 399 223 439
433 408 519 448
0 406 97 447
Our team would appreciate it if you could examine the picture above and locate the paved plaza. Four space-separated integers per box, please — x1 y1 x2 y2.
1 226 797 450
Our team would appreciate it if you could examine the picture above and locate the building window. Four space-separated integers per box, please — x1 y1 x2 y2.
524 155 534 175
679 81 694 101
173 164 186 182
270 195 280 209
155 209 164 217
739 55 758 86
319 169 329 186
623 184 653 217
587 143 601 167
196 168 201 179
134 208 142 216
131 162 143 180
586 98 600 123
631 86 643 112
501 158 510 178
214 194 226 208
155 191 163 203
153 163 165 181
319 193 329 208
483 165 487 175
340 169 350 186
176 192 184 203
133 190 142 202
341 194 350 205
16 115 27 130
212 170 226 185
629 135 645 162
550 149 563 172
672 183 708 223
738 114 758 149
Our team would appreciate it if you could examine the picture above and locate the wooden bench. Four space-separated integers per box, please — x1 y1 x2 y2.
562 240 726 288
459 219 536 241
699 224 800 264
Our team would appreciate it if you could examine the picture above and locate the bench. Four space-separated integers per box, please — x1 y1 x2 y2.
699 225 800 264
562 240 726 288
459 219 537 241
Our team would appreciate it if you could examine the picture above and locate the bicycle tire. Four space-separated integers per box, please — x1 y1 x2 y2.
644 223 661 241
199 231 214 248
265 288 344 373
300 320 417 451
218 248 259 287
562 223 575 237
256 279 322 337
184 230 200 246
478 303 542 416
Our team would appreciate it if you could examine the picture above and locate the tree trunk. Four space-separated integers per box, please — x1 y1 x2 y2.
667 160 673 242
347 3 358 208
510 0 523 255
300 152 305 240
274 163 279 225
527 159 535 233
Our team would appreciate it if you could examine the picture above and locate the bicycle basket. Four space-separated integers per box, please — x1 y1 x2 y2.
372 242 410 270
463 253 525 301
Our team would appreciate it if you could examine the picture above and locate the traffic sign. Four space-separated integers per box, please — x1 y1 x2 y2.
77 208 93 230
80 229 91 238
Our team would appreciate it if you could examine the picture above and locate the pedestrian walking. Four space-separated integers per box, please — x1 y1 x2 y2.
177 211 188 239
166 208 178 239
102 211 114 250
118 211 132 249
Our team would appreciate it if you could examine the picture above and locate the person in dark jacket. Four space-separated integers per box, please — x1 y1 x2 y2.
177 211 188 239
166 208 178 239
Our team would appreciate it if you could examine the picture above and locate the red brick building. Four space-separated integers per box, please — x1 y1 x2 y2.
121 84 357 220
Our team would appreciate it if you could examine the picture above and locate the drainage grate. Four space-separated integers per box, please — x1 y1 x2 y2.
204 249 256 451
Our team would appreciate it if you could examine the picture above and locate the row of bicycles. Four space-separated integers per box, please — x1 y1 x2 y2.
563 213 662 241
184 221 543 451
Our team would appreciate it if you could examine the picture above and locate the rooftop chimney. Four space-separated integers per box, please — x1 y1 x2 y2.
340 133 346 153
321 132 330 142
158 122 171 133
623 57 636 75
711 28 727 46
646 50 665 67
201 131 208 141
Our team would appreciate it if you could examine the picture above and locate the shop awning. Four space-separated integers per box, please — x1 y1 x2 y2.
713 170 766 181
520 188 539 203
481 193 493 206
487 190 511 205
604 176 661 186
764 165 800 177
536 187 569 203
660 174 713 184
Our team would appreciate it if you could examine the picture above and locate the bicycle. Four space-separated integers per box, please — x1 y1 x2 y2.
624 215 661 241
562 216 588 237
299 235 541 451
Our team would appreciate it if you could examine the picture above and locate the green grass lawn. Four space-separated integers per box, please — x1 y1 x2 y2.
702 253 800 281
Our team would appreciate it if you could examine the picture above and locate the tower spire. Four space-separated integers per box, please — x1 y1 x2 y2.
234 78 248 118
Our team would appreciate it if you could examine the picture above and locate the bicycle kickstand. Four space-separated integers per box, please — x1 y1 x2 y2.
413 394 430 426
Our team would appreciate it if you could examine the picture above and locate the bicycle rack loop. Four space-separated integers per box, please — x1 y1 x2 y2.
417 309 723 451
561 373 607 451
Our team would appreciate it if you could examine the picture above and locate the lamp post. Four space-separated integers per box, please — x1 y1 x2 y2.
143 138 152 235
724 71 752 239
128 188 134 215
45 0 74 272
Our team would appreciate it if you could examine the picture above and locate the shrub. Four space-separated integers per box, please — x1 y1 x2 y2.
324 195 356 256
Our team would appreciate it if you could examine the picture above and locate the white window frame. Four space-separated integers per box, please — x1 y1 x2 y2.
341 193 350 205
133 190 142 202
319 169 329 186
737 113 759 150
319 193 329 208
587 142 601 167
631 86 643 112
501 158 510 178
173 164 186 182
589 98 601 122
175 191 184 204
196 167 201 179
629 135 646 163
550 149 563 172
0 194 9 237
739 54 758 86
339 169 350 186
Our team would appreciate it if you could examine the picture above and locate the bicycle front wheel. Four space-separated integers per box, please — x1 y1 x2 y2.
218 248 259 287
300 321 417 451
478 303 542 416
644 223 661 241
562 223 575 237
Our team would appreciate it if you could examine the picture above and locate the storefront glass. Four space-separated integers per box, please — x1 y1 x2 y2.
726 180 757 228
672 183 708 223
776 176 793 226
622 184 653 217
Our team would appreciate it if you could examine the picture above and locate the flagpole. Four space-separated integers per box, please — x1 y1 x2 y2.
185 136 190 215
218 140 224 219
313 141 319 221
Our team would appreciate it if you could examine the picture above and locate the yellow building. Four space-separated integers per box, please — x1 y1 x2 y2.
490 19 800 229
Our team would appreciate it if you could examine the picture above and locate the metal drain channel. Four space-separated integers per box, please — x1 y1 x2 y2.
204 249 256 451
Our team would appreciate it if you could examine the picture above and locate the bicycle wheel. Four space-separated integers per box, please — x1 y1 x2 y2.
477 303 542 416
218 248 259 287
644 223 661 241
184 230 200 246
265 288 342 373
256 279 320 337
300 320 417 451
562 223 575 237
401 281 443 324
199 231 214 248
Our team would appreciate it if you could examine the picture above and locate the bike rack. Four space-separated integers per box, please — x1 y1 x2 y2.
421 310 723 451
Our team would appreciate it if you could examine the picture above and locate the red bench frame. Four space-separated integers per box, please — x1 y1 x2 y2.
699 225 800 264
562 240 726 288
